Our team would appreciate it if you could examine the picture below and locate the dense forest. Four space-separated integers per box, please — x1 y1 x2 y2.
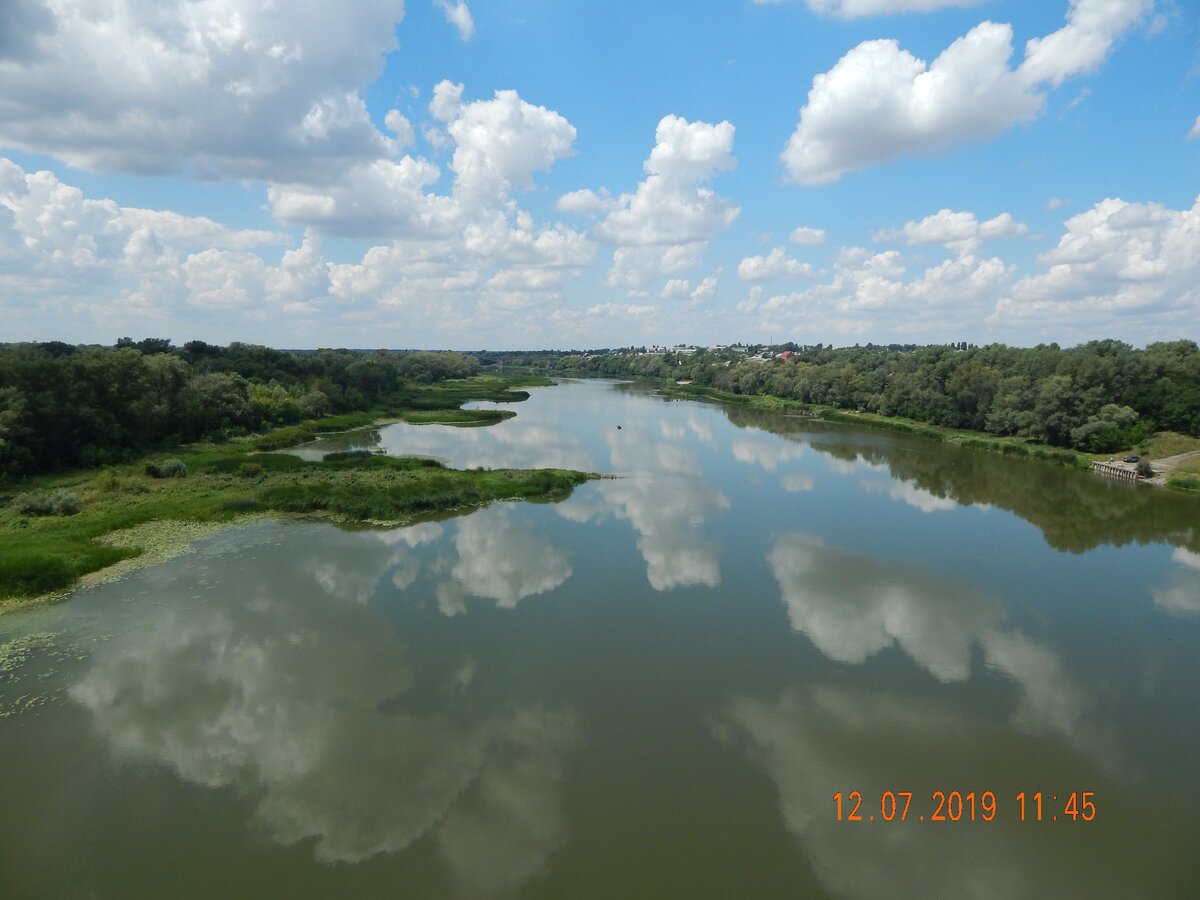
517 340 1200 453
0 340 479 480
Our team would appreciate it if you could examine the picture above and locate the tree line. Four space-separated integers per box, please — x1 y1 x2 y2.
0 340 479 480
518 340 1200 451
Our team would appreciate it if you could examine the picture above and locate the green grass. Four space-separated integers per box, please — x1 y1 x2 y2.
1134 432 1200 460
1167 474 1200 493
0 375 587 606
401 408 516 426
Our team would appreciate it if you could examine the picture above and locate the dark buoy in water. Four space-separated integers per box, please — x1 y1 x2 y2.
617 425 622 430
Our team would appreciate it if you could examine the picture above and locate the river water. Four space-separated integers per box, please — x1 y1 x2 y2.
2 379 1199 898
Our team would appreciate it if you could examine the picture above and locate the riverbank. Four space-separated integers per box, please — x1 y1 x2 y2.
0 376 591 611
655 380 1200 489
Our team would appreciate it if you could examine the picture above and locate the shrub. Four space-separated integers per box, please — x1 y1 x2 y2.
93 469 122 492
145 459 187 478
237 462 264 478
12 490 83 516
1136 459 1155 478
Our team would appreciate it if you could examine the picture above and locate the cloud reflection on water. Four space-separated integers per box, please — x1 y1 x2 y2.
558 425 730 590
68 531 578 892
766 533 1112 767
718 683 1176 900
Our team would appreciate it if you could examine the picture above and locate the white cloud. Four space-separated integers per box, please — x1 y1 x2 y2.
793 0 988 17
383 110 416 148
739 240 1013 340
738 247 813 281
1020 0 1152 87
993 195 1200 333
586 116 739 288
434 0 475 40
873 209 1029 257
434 81 577 201
782 1 1150 184
268 157 451 239
556 188 616 216
0 0 407 181
789 226 827 246
1189 116 1200 140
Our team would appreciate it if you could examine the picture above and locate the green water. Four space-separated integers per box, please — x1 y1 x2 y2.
2 380 1198 898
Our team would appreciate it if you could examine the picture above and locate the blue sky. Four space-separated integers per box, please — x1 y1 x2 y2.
1 0 1197 348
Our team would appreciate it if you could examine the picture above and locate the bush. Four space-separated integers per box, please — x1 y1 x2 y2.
1136 459 1155 478
93 469 122 492
145 458 187 478
12 490 83 516
237 462 264 478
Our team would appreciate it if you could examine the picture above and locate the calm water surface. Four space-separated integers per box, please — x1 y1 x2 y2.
3 379 1199 898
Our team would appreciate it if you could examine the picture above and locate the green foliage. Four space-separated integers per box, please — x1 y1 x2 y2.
12 490 83 516
0 370 592 603
512 340 1200 451
0 554 74 595
145 459 187 478
1167 475 1200 492
0 343 494 481
1136 459 1155 478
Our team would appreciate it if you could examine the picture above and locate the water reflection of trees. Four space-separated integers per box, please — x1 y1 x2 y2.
722 406 1200 554
69 525 578 894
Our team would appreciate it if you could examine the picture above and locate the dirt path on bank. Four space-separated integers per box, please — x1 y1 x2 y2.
1151 449 1200 473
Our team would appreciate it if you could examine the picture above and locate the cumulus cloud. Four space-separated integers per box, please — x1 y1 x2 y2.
782 1 1150 184
267 84 593 331
789 226 827 246
0 0 408 181
738 236 1014 340
794 0 989 17
434 0 475 40
873 209 1029 257
737 247 813 281
0 157 305 330
577 116 738 289
1020 0 1151 87
993 195 1200 333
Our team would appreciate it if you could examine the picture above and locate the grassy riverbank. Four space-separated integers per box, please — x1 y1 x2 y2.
0 375 589 609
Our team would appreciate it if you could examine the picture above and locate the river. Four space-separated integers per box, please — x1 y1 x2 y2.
2 379 1198 898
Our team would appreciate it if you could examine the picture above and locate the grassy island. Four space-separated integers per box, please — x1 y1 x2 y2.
1 364 592 610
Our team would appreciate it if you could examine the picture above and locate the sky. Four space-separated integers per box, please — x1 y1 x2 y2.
1 0 1198 350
